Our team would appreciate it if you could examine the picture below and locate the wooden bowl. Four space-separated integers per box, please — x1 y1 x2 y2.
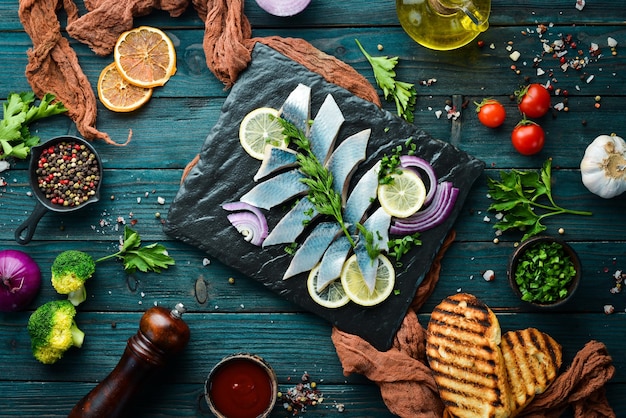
507 235 581 308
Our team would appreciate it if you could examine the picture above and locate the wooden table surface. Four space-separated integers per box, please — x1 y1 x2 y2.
1 0 625 416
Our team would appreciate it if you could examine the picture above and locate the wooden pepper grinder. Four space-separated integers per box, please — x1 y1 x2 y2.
68 303 190 418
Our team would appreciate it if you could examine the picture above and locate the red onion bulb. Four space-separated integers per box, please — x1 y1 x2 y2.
0 249 42 312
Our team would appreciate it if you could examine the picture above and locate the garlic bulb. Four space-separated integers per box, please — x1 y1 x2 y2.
580 134 626 198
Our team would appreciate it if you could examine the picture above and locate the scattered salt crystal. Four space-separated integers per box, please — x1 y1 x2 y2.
509 51 521 61
604 304 614 315
613 270 623 279
590 42 599 52
26 191 32 197
434 110 443 119
495 212 504 220
140 292 145 298
586 74 595 83
137 197 142 204
483 215 491 223
203 258 211 266
489 43 495 49
482 270 495 282
575 0 585 11
0 161 10 173
554 102 565 111
537 68 545 76
608 37 618 48
157 196 166 205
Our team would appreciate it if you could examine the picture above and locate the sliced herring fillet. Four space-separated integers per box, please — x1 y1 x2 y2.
354 207 391 292
316 235 352 292
279 83 311 135
344 161 381 232
325 128 370 205
262 197 319 248
240 170 307 210
309 94 345 164
283 222 342 280
254 147 298 182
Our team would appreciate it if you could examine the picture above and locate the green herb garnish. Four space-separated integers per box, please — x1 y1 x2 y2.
514 241 577 303
1 92 67 160
388 232 422 263
379 137 415 185
278 118 355 247
487 159 592 241
96 226 175 274
356 223 381 261
355 39 417 123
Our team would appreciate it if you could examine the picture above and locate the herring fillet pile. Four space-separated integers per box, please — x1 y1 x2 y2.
227 83 456 298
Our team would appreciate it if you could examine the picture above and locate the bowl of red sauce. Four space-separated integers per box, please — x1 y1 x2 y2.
205 353 278 418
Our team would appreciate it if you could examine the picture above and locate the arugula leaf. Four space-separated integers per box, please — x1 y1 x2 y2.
96 226 175 274
487 159 592 241
355 39 417 122
0 92 67 160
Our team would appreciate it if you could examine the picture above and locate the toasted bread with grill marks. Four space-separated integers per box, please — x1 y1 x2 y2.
500 328 562 415
426 293 513 418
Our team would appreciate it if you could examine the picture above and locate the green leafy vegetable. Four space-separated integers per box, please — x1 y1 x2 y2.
514 241 577 303
96 226 175 274
379 137 416 185
0 92 67 160
355 39 417 123
487 159 592 241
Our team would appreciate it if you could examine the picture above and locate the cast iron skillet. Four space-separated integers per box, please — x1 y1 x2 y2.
15 135 103 245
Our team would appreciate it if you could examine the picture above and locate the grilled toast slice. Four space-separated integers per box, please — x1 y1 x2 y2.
426 293 513 418
500 328 562 415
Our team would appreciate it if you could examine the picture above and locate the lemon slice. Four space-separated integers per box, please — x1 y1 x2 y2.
378 168 426 218
97 63 153 112
114 26 177 88
340 254 395 307
307 265 350 309
239 107 288 160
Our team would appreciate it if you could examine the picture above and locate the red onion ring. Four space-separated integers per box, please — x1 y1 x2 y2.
390 182 459 234
223 202 269 246
400 155 438 205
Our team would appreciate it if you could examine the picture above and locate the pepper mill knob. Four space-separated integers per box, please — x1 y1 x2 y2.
68 303 190 418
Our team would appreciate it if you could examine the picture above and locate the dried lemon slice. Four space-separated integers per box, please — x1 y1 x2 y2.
97 63 153 112
114 26 177 88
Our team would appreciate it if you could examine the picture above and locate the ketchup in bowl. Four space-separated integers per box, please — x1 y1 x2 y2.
205 354 277 418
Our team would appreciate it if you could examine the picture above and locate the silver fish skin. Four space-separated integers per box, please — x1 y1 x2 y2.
354 207 391 292
315 235 353 292
240 170 308 210
325 128 371 205
262 197 319 248
279 83 311 136
308 94 345 164
283 222 342 280
344 161 381 233
254 147 298 182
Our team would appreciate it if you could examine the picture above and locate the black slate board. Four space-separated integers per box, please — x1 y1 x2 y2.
164 43 484 351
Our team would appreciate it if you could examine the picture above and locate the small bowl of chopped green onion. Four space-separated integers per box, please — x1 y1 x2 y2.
507 236 581 308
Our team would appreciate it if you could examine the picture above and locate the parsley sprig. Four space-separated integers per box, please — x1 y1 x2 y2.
487 159 592 241
1 92 67 160
355 39 417 122
96 226 175 274
277 118 355 247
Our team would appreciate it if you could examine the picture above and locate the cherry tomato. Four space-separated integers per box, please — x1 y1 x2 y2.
511 120 545 155
516 84 551 118
475 99 506 128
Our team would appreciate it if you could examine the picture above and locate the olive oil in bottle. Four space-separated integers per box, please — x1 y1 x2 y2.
396 0 490 50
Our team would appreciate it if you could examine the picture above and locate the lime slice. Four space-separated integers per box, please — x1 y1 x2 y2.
340 254 395 307
307 265 350 309
378 168 426 218
239 107 287 160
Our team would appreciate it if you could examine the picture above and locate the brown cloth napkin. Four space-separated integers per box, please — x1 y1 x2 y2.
19 1 617 416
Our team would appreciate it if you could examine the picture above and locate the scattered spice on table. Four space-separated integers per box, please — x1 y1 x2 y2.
278 372 324 415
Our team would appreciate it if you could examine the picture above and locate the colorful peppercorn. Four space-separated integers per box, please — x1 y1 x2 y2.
35 141 100 208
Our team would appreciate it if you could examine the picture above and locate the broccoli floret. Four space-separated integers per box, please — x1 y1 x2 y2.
51 250 96 306
27 300 85 364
